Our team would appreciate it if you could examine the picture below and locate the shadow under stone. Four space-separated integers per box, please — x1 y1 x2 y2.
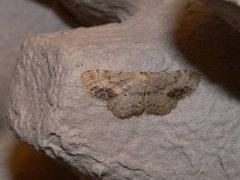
173 1 240 99
9 140 81 180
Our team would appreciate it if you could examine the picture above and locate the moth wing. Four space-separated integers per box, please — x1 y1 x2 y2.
145 70 200 115
81 70 139 100
149 70 200 99
145 85 177 115
107 83 145 119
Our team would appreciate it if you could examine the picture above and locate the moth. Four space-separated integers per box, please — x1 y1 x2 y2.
80 69 200 119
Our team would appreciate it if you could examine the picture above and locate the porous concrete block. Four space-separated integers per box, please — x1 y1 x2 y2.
7 0 240 179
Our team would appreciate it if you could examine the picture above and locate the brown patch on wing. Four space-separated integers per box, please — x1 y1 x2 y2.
167 86 192 99
92 86 117 100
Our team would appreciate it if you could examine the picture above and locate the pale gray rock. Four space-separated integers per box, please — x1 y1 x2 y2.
0 0 80 179
199 0 240 31
7 0 240 179
60 0 142 26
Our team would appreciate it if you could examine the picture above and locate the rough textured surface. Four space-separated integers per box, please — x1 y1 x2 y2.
7 0 240 180
60 0 141 26
199 0 240 31
0 0 80 179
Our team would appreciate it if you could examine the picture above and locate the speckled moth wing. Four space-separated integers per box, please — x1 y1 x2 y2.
81 69 139 100
80 69 200 119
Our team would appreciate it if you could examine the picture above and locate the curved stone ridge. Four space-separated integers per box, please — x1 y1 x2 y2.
60 0 142 26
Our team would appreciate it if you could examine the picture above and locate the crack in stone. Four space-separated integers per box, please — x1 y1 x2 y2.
217 155 230 179
106 161 152 178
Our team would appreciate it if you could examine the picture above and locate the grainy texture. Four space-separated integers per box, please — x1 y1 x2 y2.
81 69 200 118
6 0 240 179
0 0 80 180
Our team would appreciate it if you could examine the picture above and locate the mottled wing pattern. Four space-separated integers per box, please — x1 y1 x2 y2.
81 69 139 100
107 84 145 119
145 70 200 115
148 70 200 99
80 69 200 119
145 84 177 115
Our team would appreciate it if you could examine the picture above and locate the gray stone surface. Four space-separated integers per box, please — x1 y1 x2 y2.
60 0 141 26
0 0 80 179
199 0 240 31
7 0 240 180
